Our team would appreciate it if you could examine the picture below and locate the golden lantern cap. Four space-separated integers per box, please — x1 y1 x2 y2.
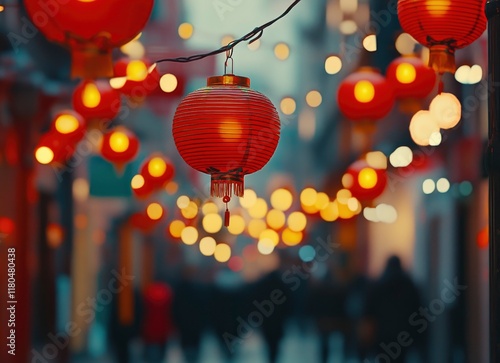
207 74 250 87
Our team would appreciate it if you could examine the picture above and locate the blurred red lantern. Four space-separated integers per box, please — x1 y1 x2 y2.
386 56 437 113
23 0 154 79
342 159 387 201
398 0 487 74
131 174 155 199
112 58 160 99
130 212 156 233
100 127 139 170
172 74 280 224
72 80 122 124
337 67 395 122
50 109 86 143
140 154 175 190
35 131 75 165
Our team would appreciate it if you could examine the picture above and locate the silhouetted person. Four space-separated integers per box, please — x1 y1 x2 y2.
255 270 292 363
172 269 210 363
141 282 174 363
363 256 422 363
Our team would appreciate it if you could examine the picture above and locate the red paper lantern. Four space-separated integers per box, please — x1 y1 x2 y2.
50 109 87 143
72 80 122 124
342 159 387 201
172 74 280 206
23 0 154 79
112 58 160 99
398 0 487 74
100 127 139 169
35 131 74 165
337 67 395 122
140 154 175 190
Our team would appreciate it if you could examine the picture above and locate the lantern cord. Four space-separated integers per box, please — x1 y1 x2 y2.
154 0 303 64
437 74 444 94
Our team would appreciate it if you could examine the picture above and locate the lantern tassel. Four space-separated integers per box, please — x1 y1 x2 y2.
224 208 230 227
211 179 244 198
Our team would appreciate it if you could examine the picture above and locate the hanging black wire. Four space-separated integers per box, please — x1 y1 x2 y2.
154 0 303 64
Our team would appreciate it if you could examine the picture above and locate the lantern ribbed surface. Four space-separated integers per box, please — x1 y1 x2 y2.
172 75 280 198
398 0 486 73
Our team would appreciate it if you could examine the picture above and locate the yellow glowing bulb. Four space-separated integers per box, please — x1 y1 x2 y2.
325 55 342 75
176 195 190 209
160 74 178 93
178 22 194 40
169 220 185 238
274 43 290 60
227 215 246 235
287 211 307 232
282 228 303 246
126 60 148 82
258 238 275 255
426 0 451 16
214 243 231 263
146 203 163 221
199 237 217 256
202 202 219 215
181 226 198 245
219 119 242 141
396 63 416 84
54 114 79 134
248 219 267 239
131 174 145 189
35 147 54 165
306 90 322 108
259 229 280 247
109 132 130 153
248 198 268 219
148 157 167 177
181 201 199 219
320 201 339 222
270 188 293 211
266 209 286 230
82 83 101 108
300 188 317 207
240 189 257 209
280 97 296 115
358 168 378 189
202 214 223 234
354 80 375 103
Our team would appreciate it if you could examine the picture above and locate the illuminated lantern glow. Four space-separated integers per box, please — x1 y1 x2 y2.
112 58 160 98
172 74 280 225
100 127 139 169
23 0 154 79
386 56 437 113
343 159 388 201
51 110 87 142
409 110 441 146
337 67 395 121
139 154 175 191
35 131 75 165
398 0 487 74
72 80 122 123
429 92 462 129
131 174 155 199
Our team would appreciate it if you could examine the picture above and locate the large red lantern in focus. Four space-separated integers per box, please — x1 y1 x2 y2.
100 127 139 170
23 0 154 79
337 67 395 122
172 74 280 224
342 159 388 201
72 80 122 125
386 56 437 113
398 0 487 74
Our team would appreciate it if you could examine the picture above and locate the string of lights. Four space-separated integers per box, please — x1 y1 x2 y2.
154 0 303 64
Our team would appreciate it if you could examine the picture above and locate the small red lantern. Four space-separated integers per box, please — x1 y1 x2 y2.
337 67 395 122
50 109 87 143
112 58 160 99
23 0 154 79
140 154 175 190
131 174 155 199
172 74 280 225
72 80 122 125
342 159 388 201
100 127 139 170
398 0 487 74
386 55 437 113
35 131 74 165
